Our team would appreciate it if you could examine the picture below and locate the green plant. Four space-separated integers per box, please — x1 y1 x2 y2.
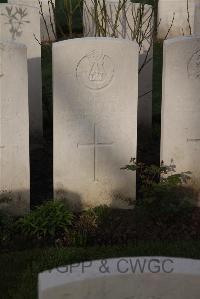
122 158 195 217
122 158 191 192
16 201 73 242
0 211 15 247
73 209 98 246
92 205 112 223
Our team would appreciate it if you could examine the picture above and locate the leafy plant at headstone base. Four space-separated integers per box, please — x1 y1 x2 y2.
121 158 196 220
16 200 73 245
0 211 15 248
71 208 98 246
92 204 112 223
91 205 137 245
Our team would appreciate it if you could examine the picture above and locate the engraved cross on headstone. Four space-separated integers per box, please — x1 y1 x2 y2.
77 123 113 181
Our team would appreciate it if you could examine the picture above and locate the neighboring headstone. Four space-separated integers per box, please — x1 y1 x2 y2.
161 36 200 183
194 4 200 34
53 38 138 209
125 3 153 136
83 1 153 46
0 41 30 215
83 1 154 136
8 0 56 41
83 0 126 37
102 0 125 38
83 0 94 36
157 0 198 39
39 257 200 299
125 2 153 52
0 3 43 139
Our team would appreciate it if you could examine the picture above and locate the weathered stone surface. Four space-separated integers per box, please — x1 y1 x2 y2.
161 36 200 183
53 38 138 209
8 0 56 41
157 0 198 39
0 42 30 215
194 3 200 34
0 3 43 139
39 257 200 299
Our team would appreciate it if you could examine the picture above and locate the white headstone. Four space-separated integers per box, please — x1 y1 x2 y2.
83 1 154 46
0 41 30 215
0 3 43 139
83 0 95 36
125 3 153 136
125 3 153 53
102 0 125 38
83 1 154 136
83 0 126 38
194 4 200 34
8 0 56 42
161 36 200 183
39 257 200 299
53 38 138 209
157 0 198 39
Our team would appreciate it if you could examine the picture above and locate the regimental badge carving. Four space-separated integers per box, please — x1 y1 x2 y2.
187 49 200 79
76 50 114 90
1 6 30 40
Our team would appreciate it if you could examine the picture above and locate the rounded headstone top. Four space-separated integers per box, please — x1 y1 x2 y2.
53 37 139 49
0 40 27 50
164 35 200 45
39 256 200 291
0 2 38 9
